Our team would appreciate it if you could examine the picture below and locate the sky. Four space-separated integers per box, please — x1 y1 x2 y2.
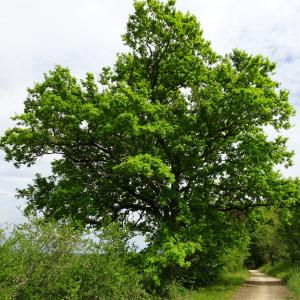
0 0 299 225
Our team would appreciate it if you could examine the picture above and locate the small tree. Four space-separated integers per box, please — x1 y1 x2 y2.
1 0 298 285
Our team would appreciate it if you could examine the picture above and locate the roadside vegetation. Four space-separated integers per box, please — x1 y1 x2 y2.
0 220 149 299
0 219 249 299
183 269 249 300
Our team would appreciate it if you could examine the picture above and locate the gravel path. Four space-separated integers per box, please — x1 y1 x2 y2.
231 270 296 300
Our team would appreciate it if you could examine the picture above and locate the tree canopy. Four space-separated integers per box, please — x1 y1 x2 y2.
1 0 298 286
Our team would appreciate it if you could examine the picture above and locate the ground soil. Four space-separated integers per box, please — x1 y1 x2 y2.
231 270 296 300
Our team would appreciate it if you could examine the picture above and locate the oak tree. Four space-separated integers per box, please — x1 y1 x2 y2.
1 0 297 285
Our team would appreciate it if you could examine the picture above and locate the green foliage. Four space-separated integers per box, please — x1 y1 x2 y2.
142 234 201 286
113 153 175 184
249 192 300 268
0 0 298 288
249 208 289 267
160 281 189 300
260 261 292 279
0 219 149 300
280 192 300 263
220 246 249 273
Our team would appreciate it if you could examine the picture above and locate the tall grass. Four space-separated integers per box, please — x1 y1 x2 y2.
172 269 249 300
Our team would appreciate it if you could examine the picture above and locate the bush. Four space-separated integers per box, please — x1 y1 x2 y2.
0 219 149 299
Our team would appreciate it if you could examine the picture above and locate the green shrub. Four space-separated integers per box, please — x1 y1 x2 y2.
0 219 149 299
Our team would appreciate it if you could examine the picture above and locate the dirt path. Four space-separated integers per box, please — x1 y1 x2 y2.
231 270 296 300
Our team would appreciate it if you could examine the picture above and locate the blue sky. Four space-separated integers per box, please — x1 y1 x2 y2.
0 0 299 225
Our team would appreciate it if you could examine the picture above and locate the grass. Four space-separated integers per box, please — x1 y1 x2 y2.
176 269 249 300
260 261 300 299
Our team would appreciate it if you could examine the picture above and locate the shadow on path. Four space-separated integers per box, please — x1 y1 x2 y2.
231 270 295 300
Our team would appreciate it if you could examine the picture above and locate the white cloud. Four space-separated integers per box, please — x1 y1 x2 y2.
0 0 299 225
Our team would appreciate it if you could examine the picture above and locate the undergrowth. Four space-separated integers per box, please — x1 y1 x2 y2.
170 269 249 300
